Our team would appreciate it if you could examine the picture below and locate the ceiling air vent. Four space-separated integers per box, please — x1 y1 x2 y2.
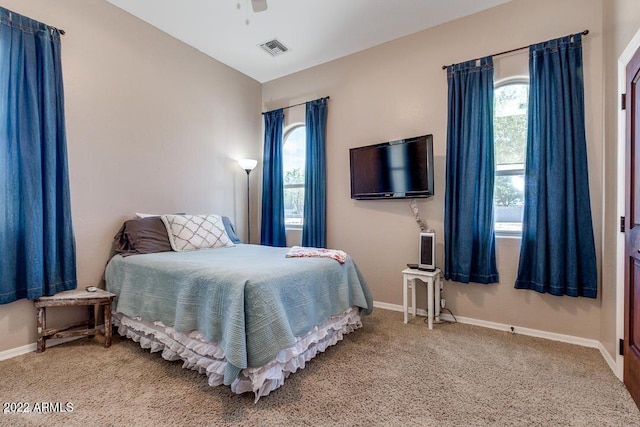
259 39 289 57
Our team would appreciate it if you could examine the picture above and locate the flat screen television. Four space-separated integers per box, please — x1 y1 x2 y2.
349 134 434 200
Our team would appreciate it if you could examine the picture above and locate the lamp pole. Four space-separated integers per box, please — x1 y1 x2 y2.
238 159 258 244
244 168 251 243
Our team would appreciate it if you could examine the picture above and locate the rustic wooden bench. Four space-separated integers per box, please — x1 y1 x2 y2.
34 289 116 352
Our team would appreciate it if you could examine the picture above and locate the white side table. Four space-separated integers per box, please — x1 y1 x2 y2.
402 267 442 329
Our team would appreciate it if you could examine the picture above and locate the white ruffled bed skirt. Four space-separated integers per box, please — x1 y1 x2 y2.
112 307 362 401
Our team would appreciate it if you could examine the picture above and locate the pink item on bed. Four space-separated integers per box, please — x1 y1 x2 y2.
285 246 347 264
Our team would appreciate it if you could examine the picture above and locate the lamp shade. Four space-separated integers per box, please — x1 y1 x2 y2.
238 158 258 171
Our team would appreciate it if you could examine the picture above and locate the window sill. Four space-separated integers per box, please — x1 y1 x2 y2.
495 232 521 240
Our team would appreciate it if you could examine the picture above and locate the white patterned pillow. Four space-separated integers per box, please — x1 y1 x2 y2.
160 214 234 252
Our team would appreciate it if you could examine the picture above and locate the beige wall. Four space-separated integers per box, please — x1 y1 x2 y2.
2 0 636 356
263 0 606 339
0 0 262 352
600 1 640 360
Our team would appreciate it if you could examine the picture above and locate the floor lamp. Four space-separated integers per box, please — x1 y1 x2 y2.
238 158 258 243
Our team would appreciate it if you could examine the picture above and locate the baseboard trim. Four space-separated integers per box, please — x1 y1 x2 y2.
0 325 105 361
373 300 605 350
371 301 400 312
598 342 619 379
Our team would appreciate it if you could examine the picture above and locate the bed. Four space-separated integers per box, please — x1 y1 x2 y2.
104 215 373 400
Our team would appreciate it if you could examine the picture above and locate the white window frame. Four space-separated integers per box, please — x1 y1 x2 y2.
283 124 306 230
494 77 529 237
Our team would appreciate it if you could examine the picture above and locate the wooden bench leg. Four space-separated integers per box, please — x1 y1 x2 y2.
88 304 96 339
37 307 46 353
104 303 112 348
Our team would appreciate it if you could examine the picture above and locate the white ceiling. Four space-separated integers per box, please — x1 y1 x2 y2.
106 0 511 83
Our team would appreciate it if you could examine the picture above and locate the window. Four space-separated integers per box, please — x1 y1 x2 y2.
494 80 528 235
283 125 306 228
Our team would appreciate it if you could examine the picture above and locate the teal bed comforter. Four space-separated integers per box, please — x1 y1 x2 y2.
105 244 373 384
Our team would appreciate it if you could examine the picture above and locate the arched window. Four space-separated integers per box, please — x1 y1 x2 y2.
283 125 306 228
494 80 529 235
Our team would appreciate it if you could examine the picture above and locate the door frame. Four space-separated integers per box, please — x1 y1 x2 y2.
617 27 640 381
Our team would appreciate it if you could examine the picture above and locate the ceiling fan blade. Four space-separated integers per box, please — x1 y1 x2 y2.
251 0 268 12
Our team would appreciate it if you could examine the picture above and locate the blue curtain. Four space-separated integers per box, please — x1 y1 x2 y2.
0 8 77 304
444 57 499 284
515 34 597 298
302 98 328 248
260 109 286 247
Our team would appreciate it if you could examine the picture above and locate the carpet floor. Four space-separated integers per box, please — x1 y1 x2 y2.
2 308 639 426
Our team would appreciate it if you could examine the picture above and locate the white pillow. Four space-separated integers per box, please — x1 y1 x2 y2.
161 214 234 251
135 212 157 218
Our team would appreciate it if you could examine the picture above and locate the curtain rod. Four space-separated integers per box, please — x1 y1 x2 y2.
6 10 65 35
262 96 330 115
441 29 589 70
